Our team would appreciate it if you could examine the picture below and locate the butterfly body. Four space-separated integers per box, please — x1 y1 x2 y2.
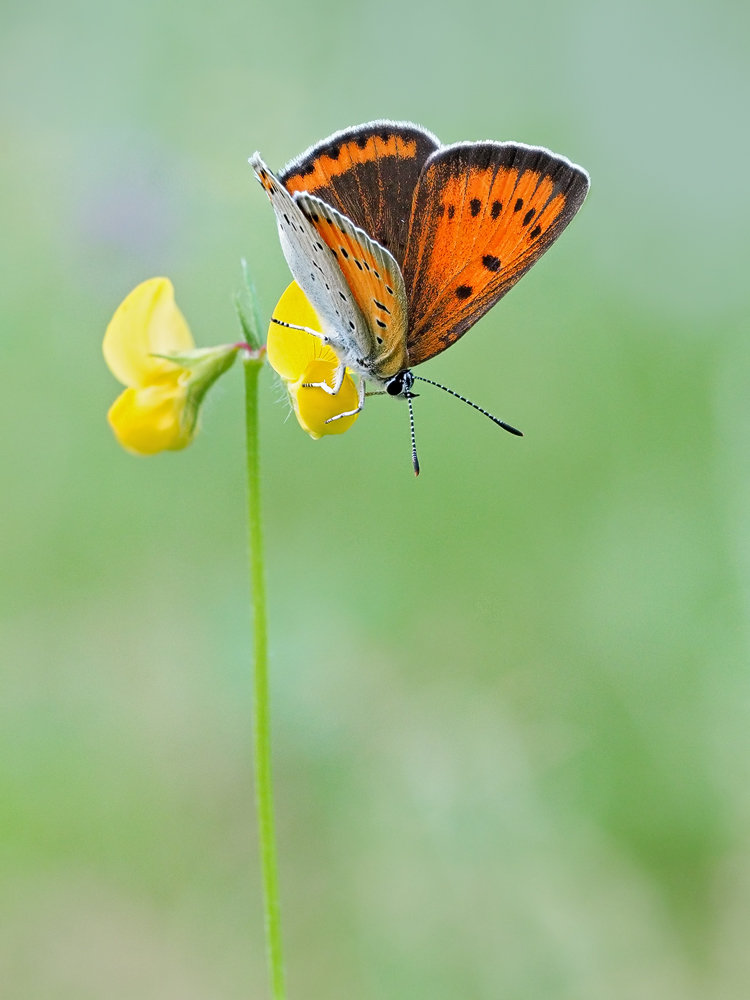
252 120 589 405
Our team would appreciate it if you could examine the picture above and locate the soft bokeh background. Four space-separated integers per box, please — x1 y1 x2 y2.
2 0 750 996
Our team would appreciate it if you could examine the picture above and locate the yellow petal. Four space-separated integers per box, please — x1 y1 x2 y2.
103 278 195 388
267 281 339 381
107 375 193 455
291 359 360 439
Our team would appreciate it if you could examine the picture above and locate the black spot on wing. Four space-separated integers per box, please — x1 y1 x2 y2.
482 255 501 272
456 285 473 299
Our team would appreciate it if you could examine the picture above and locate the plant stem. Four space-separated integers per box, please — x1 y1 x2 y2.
244 355 286 1000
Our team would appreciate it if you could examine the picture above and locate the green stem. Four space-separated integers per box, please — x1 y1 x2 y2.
244 356 286 1000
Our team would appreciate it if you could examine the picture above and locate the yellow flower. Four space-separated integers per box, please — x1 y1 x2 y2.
267 281 360 439
103 278 238 455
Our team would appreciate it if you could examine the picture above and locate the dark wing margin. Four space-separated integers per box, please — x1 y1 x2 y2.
402 142 590 366
279 120 442 267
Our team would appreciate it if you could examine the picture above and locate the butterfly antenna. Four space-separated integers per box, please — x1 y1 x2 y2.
407 392 420 476
412 376 523 436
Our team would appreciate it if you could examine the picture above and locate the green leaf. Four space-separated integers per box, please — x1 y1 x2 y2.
234 258 264 350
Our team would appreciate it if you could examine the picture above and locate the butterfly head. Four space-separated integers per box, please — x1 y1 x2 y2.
385 369 415 398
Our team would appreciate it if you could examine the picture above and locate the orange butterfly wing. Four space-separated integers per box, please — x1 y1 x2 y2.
279 120 440 266
402 143 589 366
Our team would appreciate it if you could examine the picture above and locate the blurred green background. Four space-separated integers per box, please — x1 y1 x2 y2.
2 0 750 996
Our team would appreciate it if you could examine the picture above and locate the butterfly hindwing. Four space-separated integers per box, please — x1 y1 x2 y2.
402 142 590 366
295 192 409 379
279 120 441 267
250 153 376 362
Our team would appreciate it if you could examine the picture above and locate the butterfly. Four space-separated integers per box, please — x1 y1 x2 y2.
251 120 589 473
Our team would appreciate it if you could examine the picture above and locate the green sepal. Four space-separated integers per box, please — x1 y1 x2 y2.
188 345 239 433
152 342 240 436
152 344 238 370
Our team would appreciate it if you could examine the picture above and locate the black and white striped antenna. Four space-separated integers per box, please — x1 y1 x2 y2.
406 391 420 476
412 375 522 436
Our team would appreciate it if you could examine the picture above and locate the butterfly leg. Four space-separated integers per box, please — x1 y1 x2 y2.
324 376 366 423
302 361 347 395
270 317 330 345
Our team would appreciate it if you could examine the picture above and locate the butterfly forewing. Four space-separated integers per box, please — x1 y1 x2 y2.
295 192 409 380
402 142 589 366
250 153 375 361
279 120 441 267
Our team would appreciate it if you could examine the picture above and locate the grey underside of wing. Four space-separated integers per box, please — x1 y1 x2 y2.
249 154 372 360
